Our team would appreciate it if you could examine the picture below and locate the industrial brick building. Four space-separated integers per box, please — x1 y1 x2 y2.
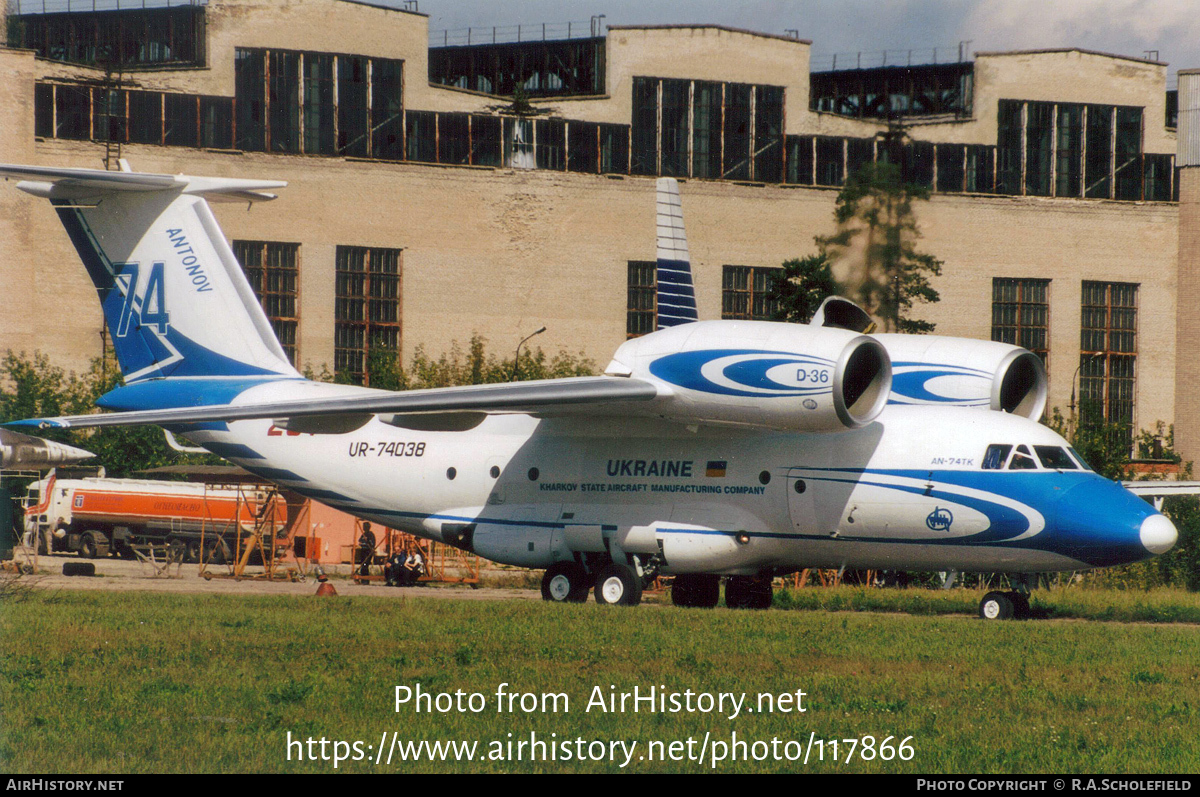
1 0 1195 456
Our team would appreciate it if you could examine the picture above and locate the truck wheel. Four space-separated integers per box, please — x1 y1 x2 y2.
185 541 201 564
79 533 99 559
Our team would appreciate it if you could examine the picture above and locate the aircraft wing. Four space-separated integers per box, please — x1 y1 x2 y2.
8 377 663 430
1120 481 1200 497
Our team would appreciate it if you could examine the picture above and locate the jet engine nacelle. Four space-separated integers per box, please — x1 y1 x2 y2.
874 334 1047 419
605 321 891 432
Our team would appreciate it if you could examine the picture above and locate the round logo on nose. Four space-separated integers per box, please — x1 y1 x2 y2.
926 507 953 531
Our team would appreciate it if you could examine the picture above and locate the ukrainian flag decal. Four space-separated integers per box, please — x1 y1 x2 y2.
706 460 727 477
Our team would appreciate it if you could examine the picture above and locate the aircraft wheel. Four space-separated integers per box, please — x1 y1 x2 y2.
1010 592 1031 619
726 576 773 610
594 563 642 606
671 574 720 608
979 591 1014 620
541 562 590 603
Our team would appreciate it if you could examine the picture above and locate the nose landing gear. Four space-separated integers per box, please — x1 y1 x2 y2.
978 590 1032 620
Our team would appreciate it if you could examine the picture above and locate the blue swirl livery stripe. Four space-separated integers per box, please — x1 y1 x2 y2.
888 361 992 407
650 349 835 398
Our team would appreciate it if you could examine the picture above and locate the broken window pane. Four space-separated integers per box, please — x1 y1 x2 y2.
1114 106 1143 201
371 58 404 160
754 86 784 183
1085 104 1113 199
337 55 369 157
723 83 751 180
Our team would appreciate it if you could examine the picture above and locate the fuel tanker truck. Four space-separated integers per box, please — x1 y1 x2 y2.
23 471 285 562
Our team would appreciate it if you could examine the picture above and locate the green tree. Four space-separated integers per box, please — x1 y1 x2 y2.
765 253 838 324
0 350 212 478
817 161 942 333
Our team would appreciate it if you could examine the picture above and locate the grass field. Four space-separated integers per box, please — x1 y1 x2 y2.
1 588 1198 774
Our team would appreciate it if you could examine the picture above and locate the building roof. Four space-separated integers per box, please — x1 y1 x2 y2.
607 24 811 46
974 47 1166 66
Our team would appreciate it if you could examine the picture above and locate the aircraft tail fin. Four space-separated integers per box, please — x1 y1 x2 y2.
1 162 299 384
654 177 699 329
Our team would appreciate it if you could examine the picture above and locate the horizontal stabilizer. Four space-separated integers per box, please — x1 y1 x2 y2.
9 377 663 430
0 163 285 202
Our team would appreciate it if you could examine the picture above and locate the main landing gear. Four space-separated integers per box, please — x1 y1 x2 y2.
978 590 1032 620
671 574 773 610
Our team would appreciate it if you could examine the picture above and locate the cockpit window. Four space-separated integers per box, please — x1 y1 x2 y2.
982 444 1012 470
1008 444 1038 470
1068 447 1093 471
1035 445 1078 470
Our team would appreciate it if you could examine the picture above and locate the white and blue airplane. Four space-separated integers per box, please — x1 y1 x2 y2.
0 161 1178 619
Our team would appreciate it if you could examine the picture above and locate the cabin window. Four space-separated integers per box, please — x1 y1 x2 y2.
1034 445 1077 470
1009 444 1038 470
982 444 1012 470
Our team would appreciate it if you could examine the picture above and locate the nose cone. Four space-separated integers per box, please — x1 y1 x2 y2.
1139 514 1178 555
1050 477 1159 567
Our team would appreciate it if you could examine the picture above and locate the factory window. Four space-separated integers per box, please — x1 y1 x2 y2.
1085 105 1113 199
439 114 471 165
599 123 629 174
337 56 370 157
996 100 1023 195
372 59 405 160
428 37 606 98
471 115 503 167
847 137 874 181
631 77 658 176
692 81 723 179
660 79 689 178
1080 281 1137 441
904 141 934 189
1056 103 1084 198
7 6 205 68
810 63 973 120
406 110 437 163
335 246 403 386
722 266 780 321
303 53 336 156
34 83 54 138
567 121 599 173
995 99 1162 201
1114 107 1144 201
163 93 197 147
127 91 162 145
991 278 1049 367
1144 154 1174 202
785 136 814 185
536 118 566 171
235 49 266 152
1024 101 1053 197
627 261 657 338
936 144 965 192
815 136 844 186
55 84 90 140
630 76 784 181
233 48 403 159
965 145 994 193
200 97 234 150
233 241 301 366
269 50 301 154
92 88 125 145
723 83 752 180
754 86 784 184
